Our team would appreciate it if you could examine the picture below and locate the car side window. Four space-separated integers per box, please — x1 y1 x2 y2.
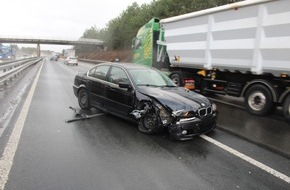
88 66 110 80
108 67 129 85
88 68 96 76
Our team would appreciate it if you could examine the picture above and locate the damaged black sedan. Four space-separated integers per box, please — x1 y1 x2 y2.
73 63 217 140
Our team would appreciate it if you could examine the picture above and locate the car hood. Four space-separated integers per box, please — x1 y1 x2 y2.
137 86 211 111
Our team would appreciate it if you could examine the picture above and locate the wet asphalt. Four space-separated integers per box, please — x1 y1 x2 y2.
0 58 289 190
210 96 290 158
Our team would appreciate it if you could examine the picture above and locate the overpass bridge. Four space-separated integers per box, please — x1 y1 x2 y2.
0 36 104 57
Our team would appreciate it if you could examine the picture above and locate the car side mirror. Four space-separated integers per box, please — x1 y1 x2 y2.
119 82 132 90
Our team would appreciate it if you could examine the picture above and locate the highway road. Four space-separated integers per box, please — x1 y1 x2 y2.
0 58 289 190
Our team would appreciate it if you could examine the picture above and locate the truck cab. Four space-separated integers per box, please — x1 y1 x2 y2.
132 18 168 70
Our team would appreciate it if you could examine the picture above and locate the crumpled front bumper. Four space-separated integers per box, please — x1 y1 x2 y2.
168 112 218 140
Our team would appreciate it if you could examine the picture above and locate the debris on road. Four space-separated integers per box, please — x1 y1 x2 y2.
65 106 105 123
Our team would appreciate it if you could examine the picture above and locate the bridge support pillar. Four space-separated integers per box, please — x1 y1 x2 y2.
37 44 40 57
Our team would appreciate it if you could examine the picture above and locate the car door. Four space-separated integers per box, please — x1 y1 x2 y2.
105 66 135 118
87 65 110 109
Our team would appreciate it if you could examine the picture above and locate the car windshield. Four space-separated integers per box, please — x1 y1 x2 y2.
128 68 176 87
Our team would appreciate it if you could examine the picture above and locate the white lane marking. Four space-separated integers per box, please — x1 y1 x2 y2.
200 135 290 184
0 61 44 190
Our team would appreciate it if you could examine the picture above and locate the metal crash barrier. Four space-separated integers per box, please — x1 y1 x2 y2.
0 58 43 85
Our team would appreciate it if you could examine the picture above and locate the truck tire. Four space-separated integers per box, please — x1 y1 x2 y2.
244 84 273 116
283 95 290 122
170 72 184 86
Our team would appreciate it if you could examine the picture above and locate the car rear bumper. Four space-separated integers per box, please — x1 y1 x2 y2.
168 112 217 140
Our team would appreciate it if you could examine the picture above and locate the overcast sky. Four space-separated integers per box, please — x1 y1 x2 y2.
2 0 152 52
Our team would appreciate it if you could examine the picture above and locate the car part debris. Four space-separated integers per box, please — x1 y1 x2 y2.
66 106 105 123
69 106 82 117
131 110 146 119
131 102 150 119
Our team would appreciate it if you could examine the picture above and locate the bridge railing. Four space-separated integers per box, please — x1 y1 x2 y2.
0 58 43 85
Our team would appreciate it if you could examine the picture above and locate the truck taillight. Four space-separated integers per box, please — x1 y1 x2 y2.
184 79 195 90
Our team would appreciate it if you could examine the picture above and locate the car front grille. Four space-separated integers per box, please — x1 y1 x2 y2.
198 106 212 117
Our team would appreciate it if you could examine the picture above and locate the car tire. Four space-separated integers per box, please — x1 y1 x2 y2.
244 84 273 116
283 95 290 122
78 88 92 110
138 110 163 134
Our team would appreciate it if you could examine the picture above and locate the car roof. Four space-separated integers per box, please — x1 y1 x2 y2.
96 62 154 70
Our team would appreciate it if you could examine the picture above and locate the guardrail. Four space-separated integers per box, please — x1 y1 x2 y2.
0 58 43 84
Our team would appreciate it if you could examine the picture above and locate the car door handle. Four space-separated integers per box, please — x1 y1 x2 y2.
105 85 111 90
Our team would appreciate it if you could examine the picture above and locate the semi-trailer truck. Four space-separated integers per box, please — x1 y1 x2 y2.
0 43 15 61
132 0 290 121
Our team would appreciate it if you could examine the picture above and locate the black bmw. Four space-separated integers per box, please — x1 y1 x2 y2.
73 62 217 140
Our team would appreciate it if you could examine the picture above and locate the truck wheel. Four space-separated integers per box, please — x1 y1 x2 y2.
170 72 184 86
78 88 92 110
283 95 290 122
244 84 273 116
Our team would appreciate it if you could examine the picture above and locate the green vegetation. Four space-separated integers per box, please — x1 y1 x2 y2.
77 0 241 51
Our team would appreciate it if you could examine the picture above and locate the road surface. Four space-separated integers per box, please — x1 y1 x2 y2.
0 58 289 190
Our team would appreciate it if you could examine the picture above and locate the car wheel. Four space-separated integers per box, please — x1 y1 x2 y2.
138 110 163 134
244 84 273 116
78 88 92 110
283 95 290 122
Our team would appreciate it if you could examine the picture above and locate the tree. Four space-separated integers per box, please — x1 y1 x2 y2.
81 0 243 50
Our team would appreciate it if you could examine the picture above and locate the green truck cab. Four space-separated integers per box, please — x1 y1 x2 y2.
132 18 168 70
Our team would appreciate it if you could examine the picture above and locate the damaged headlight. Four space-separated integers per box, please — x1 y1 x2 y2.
172 110 184 117
172 110 196 118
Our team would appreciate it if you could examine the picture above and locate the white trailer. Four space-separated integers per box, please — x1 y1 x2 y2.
160 0 290 76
